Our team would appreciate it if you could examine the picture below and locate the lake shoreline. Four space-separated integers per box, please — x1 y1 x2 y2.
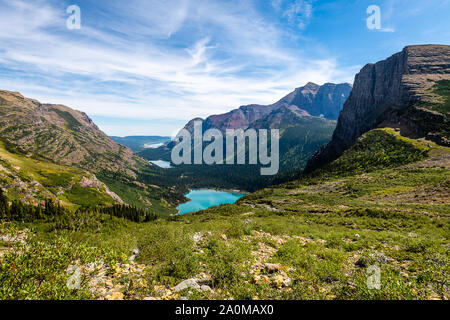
176 189 247 215
184 187 249 196
149 159 173 169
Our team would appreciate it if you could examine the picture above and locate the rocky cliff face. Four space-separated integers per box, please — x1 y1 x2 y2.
305 45 450 173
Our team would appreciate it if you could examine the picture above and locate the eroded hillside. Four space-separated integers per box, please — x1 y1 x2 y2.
0 90 183 215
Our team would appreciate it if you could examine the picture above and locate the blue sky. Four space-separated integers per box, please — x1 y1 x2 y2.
0 0 449 136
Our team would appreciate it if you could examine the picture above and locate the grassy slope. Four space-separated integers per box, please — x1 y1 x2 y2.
96 172 177 218
0 141 115 208
3 128 448 300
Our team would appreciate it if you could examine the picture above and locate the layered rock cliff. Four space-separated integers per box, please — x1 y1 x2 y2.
305 45 450 173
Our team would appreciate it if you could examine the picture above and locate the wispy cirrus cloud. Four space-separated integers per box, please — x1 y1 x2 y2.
272 0 315 29
379 27 395 33
10 0 449 135
0 0 358 135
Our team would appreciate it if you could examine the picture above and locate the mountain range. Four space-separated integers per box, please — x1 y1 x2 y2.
189 82 352 133
139 82 352 189
1 45 448 205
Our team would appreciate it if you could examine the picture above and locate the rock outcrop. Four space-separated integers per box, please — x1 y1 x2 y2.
276 82 352 120
305 45 450 173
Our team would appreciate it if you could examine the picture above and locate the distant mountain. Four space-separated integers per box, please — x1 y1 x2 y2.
192 82 352 133
269 82 352 120
111 136 171 152
305 45 450 173
0 91 182 214
0 91 134 173
139 82 352 190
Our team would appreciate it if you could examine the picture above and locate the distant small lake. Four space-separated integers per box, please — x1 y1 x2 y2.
150 160 173 168
177 189 247 215
145 143 165 149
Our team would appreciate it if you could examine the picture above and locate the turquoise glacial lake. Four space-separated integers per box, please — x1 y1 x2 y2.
177 189 247 215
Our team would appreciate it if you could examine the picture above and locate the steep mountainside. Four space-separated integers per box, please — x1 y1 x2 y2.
0 91 182 214
0 91 135 172
306 45 450 173
0 140 119 208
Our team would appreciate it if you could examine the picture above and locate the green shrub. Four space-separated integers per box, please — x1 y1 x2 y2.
224 218 247 239
137 226 199 282
203 238 249 289
0 236 115 300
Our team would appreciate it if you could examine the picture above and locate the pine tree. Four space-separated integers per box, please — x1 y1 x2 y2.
0 188 9 221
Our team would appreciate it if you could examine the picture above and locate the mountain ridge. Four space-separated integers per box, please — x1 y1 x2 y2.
0 90 183 214
190 82 352 134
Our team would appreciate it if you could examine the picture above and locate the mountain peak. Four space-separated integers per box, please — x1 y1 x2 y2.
176 82 351 134
303 82 320 89
299 82 320 94
277 82 352 120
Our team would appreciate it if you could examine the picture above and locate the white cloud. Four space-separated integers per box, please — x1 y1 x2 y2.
379 27 395 33
104 0 190 38
186 37 214 66
0 0 356 135
273 0 315 29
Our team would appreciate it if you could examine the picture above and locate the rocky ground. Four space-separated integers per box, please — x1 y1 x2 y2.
79 230 320 300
